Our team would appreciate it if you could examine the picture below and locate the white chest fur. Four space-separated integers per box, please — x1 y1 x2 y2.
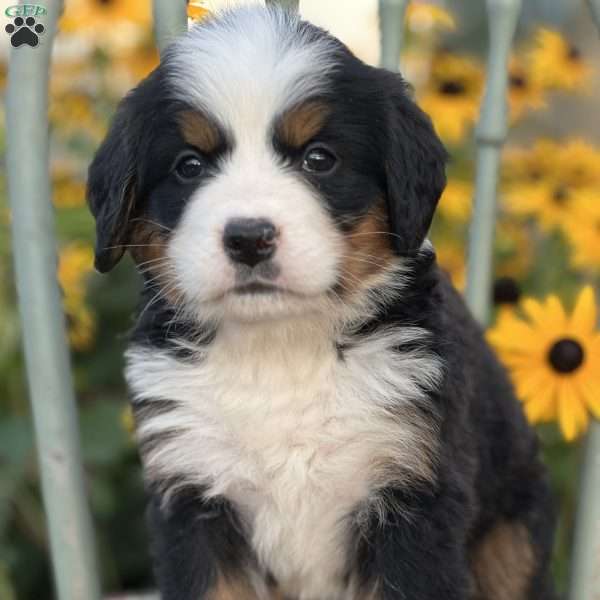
126 319 442 599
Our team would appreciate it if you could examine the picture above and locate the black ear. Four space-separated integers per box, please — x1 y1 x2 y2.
87 98 139 273
383 73 448 256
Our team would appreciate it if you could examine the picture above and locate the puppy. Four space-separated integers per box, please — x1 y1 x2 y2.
87 6 556 599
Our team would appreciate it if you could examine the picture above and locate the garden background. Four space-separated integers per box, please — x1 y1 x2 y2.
1 0 600 598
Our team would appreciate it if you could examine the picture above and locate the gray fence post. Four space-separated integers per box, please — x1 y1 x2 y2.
570 421 600 599
5 2 101 599
153 0 188 56
379 0 410 71
569 9 600 598
588 0 600 30
266 0 300 10
465 0 521 325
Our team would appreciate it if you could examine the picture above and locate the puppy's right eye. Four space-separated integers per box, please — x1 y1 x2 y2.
173 152 205 183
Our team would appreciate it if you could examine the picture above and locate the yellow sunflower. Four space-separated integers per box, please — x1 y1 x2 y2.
60 0 152 53
438 179 472 222
528 28 592 92
111 37 160 88
435 239 466 290
507 56 545 122
188 1 211 22
406 3 455 33
502 179 575 232
58 244 96 351
488 286 600 441
418 53 484 144
502 139 600 231
52 161 86 209
553 139 600 188
49 91 107 143
562 194 600 271
61 0 152 32
65 302 96 351
502 139 560 184
58 243 95 301
494 221 533 279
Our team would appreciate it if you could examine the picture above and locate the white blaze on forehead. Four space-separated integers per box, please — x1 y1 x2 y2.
162 6 346 323
166 6 338 137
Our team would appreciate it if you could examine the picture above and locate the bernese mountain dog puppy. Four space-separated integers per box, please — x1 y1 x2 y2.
87 6 556 600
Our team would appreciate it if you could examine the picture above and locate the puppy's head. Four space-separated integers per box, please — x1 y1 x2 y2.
87 6 446 324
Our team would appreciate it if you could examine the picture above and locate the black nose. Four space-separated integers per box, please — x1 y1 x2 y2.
223 218 277 267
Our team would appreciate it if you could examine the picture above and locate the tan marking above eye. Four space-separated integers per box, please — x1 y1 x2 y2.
277 101 331 148
178 110 221 154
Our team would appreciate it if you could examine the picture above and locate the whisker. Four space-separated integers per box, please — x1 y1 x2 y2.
129 218 173 233
101 243 169 251
141 272 170 288
346 231 405 241
137 260 171 276
137 279 181 324
337 254 393 270
137 256 171 269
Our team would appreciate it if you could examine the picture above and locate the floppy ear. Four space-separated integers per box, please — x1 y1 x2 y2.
383 73 448 256
86 99 139 273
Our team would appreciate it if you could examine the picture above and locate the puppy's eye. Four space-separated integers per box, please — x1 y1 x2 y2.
174 152 205 182
302 145 338 174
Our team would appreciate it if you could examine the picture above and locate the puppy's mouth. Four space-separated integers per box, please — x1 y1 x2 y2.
232 282 282 295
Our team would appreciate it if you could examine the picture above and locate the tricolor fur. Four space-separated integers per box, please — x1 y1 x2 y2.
87 6 556 600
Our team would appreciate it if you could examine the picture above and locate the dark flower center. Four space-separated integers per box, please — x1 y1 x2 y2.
509 74 527 89
552 185 570 205
528 168 543 182
568 45 581 62
438 80 466 96
493 277 521 305
548 339 585 373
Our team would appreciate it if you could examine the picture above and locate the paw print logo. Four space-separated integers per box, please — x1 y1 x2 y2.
5 16 45 48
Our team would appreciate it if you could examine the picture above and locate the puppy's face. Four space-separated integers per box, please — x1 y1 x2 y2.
87 7 446 324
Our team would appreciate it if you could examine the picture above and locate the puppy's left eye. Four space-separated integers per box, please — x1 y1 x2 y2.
173 152 205 182
302 145 338 174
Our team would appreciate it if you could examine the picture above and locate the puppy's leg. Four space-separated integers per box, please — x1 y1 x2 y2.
471 462 557 600
148 487 263 600
356 485 472 600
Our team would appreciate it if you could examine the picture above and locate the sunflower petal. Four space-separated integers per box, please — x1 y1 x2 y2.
521 298 546 327
487 312 539 352
524 386 557 423
569 286 597 337
545 295 567 331
579 379 600 421
557 379 589 441
514 366 552 400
